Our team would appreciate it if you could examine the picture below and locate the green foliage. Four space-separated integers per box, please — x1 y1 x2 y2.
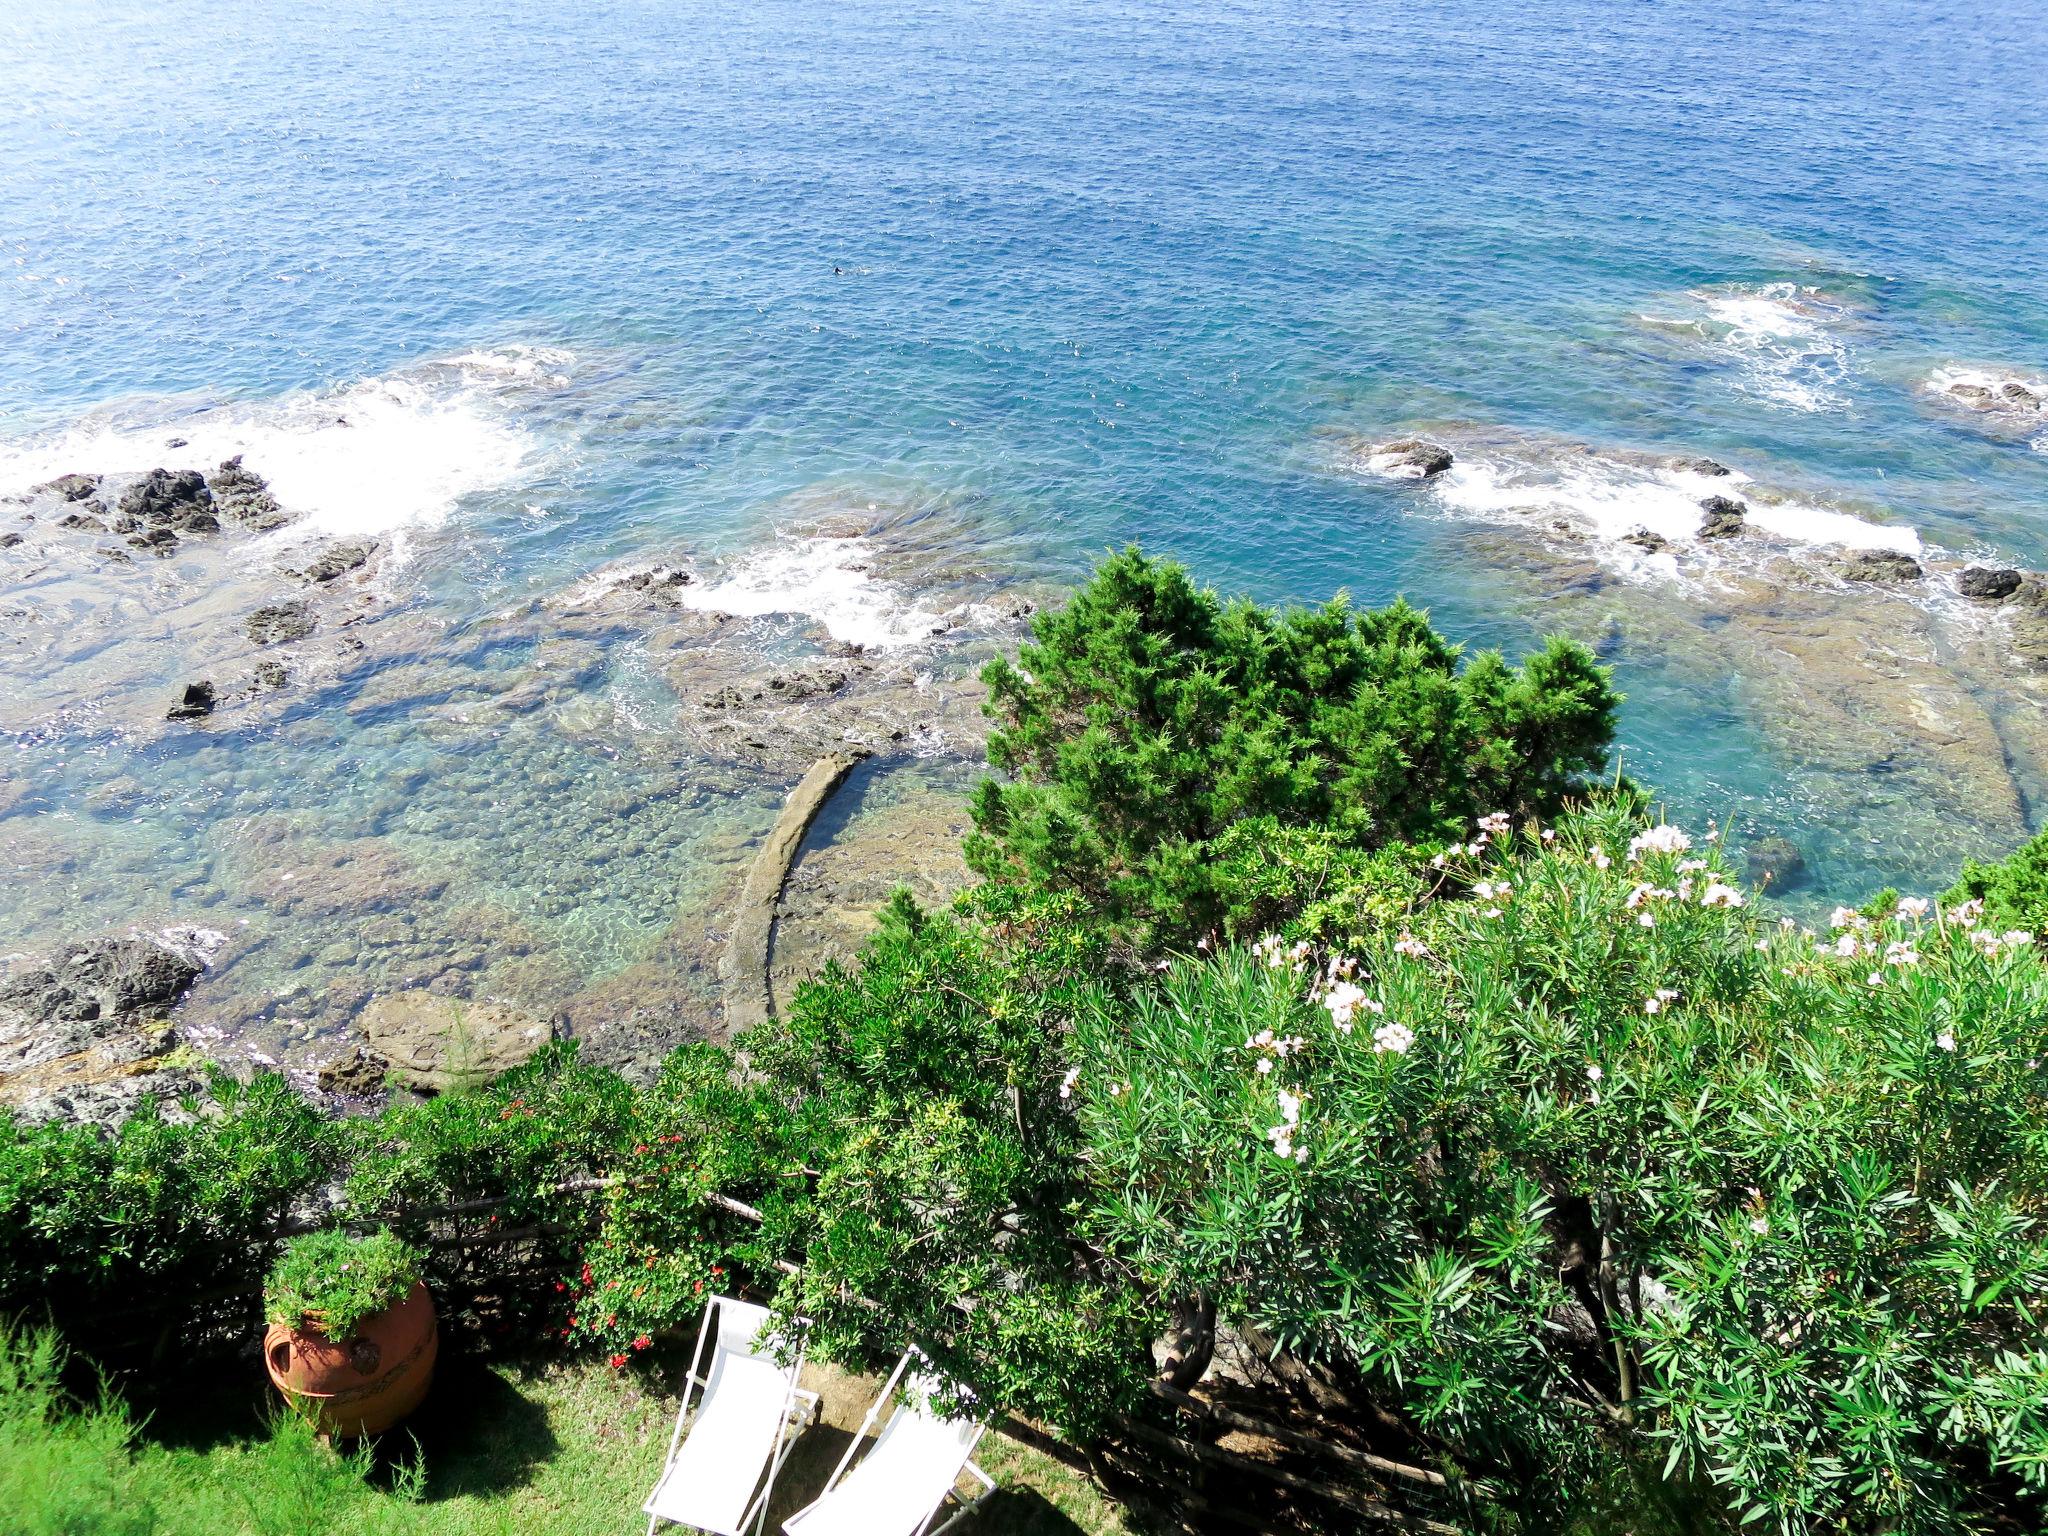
265 1229 422 1340
0 1322 152 1535
1073 802 2048 1533
707 887 1151 1436
0 1070 338 1338
969 546 1619 949
1947 825 2048 936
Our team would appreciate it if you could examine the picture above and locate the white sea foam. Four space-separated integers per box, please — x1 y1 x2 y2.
1650 283 1853 413
1374 445 1921 565
0 347 561 554
677 535 952 650
1926 365 2048 413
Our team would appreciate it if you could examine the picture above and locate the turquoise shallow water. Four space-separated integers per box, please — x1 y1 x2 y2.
3 1 2048 1043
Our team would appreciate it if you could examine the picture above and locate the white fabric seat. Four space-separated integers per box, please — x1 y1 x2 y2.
783 1357 995 1536
645 1297 816 1536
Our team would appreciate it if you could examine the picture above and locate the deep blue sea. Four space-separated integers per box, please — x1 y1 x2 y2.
3 1 2047 1060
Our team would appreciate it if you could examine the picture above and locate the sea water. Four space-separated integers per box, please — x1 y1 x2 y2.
2 0 2046 1059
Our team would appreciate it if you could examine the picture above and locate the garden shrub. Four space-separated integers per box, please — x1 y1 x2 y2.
968 546 1619 949
1071 802 2048 1533
1946 824 2048 937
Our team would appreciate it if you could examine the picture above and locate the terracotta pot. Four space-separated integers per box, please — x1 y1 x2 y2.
264 1280 438 1437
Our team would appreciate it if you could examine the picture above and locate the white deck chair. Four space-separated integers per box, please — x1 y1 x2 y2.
644 1296 818 1536
782 1350 997 1536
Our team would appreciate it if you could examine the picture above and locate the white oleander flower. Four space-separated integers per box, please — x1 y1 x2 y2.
1477 811 1511 835
1884 941 1920 967
1637 913 1656 928
1590 845 1612 870
1897 896 1930 919
1643 988 1679 1015
1372 1020 1415 1055
1834 933 1860 958
1394 932 1430 959
1254 1058 1273 1075
1677 859 1708 874
1058 1067 1081 1100
1749 1217 1769 1236
1699 881 1744 909
1829 906 1859 931
1586 1064 1603 1083
1628 824 1691 860
1935 1031 1957 1053
1541 828 1557 843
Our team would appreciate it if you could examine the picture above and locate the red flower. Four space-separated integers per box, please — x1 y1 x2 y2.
555 1282 567 1292
568 1317 579 1329
693 1281 703 1295
635 1144 649 1155
711 1266 725 1278
609 1354 628 1370
632 1335 653 1351
581 1264 593 1286
606 1279 620 1290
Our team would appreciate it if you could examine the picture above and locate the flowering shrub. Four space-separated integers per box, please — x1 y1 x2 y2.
1072 802 2048 1533
1947 824 2048 938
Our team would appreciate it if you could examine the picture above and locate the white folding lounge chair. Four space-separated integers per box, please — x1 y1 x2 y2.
645 1296 818 1536
782 1350 996 1536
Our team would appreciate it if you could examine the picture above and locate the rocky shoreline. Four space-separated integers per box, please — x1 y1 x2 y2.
0 457 1026 1125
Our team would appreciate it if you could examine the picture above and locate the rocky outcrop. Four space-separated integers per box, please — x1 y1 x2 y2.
207 456 289 529
1958 566 2022 601
0 936 207 1125
167 681 216 720
1833 550 1923 584
1669 457 1732 477
115 469 219 557
1371 439 1455 477
1697 496 1746 540
355 991 554 1093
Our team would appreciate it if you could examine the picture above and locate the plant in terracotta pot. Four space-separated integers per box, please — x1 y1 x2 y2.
263 1228 437 1437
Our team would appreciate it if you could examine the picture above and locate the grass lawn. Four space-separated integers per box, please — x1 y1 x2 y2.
2 1327 1131 1536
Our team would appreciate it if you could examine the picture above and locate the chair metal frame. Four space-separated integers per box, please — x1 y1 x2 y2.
645 1294 820 1536
785 1348 996 1536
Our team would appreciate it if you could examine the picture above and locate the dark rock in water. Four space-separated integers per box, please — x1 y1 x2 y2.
33 473 103 502
1374 438 1455 477
126 525 179 557
2002 381 2042 408
167 681 216 720
252 660 291 690
0 533 21 550
1624 527 1668 553
1697 496 1746 539
294 541 374 583
1958 566 2022 601
58 510 107 532
119 468 218 533
0 936 207 1126
165 437 188 449
1745 835 1808 891
246 601 316 646
1671 456 1732 477
1834 550 1923 584
208 456 290 530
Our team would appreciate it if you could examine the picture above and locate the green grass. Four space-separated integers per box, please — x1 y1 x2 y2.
0 1325 1129 1536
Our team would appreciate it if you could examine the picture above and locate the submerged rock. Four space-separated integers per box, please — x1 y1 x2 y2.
167 681 216 719
1670 457 1732 477
1744 835 1809 892
1958 566 2022 601
293 541 374 583
246 601 316 645
1624 528 1668 553
1697 496 1746 540
252 660 291 690
357 991 554 1093
1833 550 1923 584
1372 439 1455 477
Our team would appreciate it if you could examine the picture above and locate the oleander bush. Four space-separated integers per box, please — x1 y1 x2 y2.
968 546 1619 949
1072 803 2048 1533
